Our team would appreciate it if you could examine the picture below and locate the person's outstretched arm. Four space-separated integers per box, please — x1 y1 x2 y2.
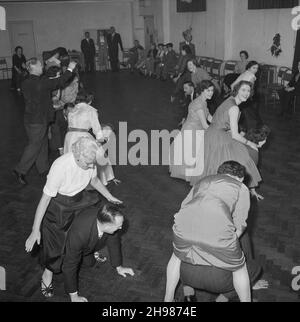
164 253 181 302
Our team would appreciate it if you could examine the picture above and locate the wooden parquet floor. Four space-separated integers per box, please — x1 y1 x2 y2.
0 72 299 302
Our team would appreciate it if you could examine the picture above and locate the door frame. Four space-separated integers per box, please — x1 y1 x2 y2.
143 15 155 50
8 20 37 57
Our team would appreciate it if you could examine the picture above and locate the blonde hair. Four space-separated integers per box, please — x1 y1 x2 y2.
72 137 99 163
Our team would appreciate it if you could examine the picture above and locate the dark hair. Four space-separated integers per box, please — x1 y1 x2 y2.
181 45 192 55
60 55 70 67
166 43 173 48
63 102 75 110
232 80 253 97
15 46 23 54
183 81 195 88
45 65 61 78
97 203 124 224
199 80 214 94
245 125 271 144
75 90 94 104
158 43 164 47
240 50 249 59
217 161 246 179
246 61 259 71
187 58 198 67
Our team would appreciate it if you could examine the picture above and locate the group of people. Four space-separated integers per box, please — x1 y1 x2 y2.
9 27 298 302
80 26 124 73
11 48 134 302
166 48 274 301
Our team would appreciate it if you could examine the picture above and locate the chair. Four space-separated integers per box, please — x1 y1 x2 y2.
0 58 11 79
222 60 237 76
204 57 214 74
267 66 290 107
258 64 277 106
210 59 223 82
282 69 299 113
198 56 209 69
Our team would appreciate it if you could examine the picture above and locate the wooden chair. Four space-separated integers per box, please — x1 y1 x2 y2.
222 60 237 76
267 66 290 107
210 59 223 82
258 64 277 106
0 58 11 79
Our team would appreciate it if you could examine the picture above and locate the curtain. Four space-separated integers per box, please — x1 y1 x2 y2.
248 0 298 9
177 0 206 13
293 30 300 73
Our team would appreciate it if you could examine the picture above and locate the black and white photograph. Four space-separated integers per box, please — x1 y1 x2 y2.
0 0 300 306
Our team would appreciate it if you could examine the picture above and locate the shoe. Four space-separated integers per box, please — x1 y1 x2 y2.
12 170 27 185
41 279 54 298
183 295 197 302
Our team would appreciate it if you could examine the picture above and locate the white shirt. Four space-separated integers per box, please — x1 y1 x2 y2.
43 153 97 198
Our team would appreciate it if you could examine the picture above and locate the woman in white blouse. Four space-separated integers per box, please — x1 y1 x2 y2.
231 61 259 90
64 92 117 186
25 137 122 298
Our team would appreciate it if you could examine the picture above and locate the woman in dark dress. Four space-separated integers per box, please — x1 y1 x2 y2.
190 81 263 200
11 46 27 92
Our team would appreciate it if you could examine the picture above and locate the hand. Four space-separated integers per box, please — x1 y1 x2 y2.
257 139 266 148
70 294 88 302
116 266 135 278
108 196 123 204
250 189 264 201
68 61 77 71
247 141 258 151
25 230 41 252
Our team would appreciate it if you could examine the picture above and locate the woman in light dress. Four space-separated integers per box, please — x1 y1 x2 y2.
169 80 214 182
64 92 119 186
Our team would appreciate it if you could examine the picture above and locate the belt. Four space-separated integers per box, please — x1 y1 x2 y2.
68 127 89 133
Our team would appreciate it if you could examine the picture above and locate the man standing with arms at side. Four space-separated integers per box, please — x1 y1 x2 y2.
13 58 76 185
81 31 96 73
107 26 124 72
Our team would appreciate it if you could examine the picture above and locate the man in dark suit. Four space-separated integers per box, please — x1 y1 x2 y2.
62 203 134 302
13 58 76 185
81 32 96 73
107 26 124 72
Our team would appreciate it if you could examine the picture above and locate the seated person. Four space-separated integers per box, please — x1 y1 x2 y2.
155 44 168 79
143 43 158 77
279 61 300 116
164 161 268 302
161 43 178 81
235 50 249 75
63 203 134 302
126 40 144 72
172 45 193 82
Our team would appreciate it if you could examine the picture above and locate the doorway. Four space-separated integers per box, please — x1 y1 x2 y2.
144 15 155 51
8 21 36 58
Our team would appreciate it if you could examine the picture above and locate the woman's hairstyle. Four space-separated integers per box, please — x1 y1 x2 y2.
199 80 214 94
181 45 192 55
26 57 38 71
240 50 249 59
217 161 246 179
246 60 259 71
158 43 164 48
183 81 195 88
245 125 271 144
45 65 61 78
75 90 94 104
15 46 23 53
71 137 99 162
97 203 124 224
186 58 198 68
166 43 173 48
232 80 253 97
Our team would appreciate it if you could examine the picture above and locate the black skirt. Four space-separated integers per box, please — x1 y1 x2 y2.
40 190 100 273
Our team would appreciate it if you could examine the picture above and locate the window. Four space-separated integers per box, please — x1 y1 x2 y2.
177 0 206 13
248 0 298 10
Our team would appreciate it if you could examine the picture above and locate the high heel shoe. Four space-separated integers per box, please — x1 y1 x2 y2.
41 279 54 298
